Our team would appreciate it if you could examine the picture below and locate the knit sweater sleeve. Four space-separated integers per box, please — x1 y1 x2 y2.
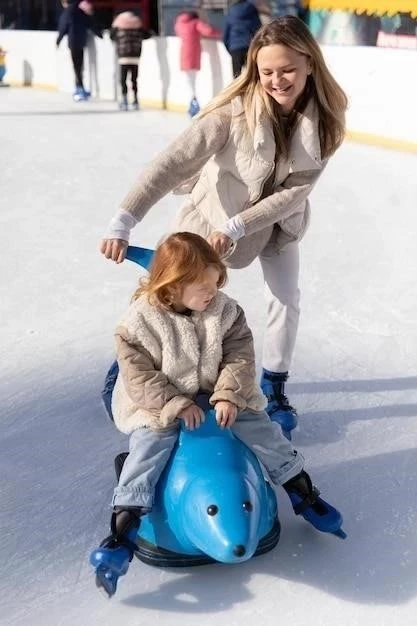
119 106 231 220
240 164 328 235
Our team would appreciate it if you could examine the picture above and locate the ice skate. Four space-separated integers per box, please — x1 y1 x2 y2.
261 369 297 440
119 96 128 111
283 471 346 539
89 508 143 597
188 97 200 118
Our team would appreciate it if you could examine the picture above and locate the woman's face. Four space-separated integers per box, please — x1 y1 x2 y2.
257 44 311 114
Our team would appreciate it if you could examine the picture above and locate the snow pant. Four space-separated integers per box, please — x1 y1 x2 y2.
112 409 304 509
258 241 300 374
230 47 248 78
70 47 84 89
120 63 139 99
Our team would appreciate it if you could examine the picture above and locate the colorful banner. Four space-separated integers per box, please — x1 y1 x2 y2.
308 3 417 48
309 1 417 17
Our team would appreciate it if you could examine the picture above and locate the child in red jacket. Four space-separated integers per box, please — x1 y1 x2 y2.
174 11 220 116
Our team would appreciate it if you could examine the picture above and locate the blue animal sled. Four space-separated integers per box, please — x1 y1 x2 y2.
96 245 346 575
132 395 280 567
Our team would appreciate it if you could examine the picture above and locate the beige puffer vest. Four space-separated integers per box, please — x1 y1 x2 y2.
174 96 323 268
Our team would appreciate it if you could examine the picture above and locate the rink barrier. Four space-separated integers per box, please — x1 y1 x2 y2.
2 30 417 152
345 131 417 154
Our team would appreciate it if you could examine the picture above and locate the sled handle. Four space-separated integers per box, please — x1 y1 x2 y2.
125 246 155 270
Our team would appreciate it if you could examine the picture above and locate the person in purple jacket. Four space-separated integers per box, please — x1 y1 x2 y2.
223 0 262 77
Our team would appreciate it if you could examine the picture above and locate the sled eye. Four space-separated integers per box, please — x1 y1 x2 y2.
207 505 218 516
243 501 253 512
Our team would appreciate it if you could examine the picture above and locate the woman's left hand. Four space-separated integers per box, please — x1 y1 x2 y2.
207 231 233 258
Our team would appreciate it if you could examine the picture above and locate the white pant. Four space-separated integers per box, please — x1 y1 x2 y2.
259 242 300 373
184 70 197 100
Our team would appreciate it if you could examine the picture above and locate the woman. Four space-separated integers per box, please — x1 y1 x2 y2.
100 16 348 437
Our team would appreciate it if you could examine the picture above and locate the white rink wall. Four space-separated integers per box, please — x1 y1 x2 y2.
1 28 417 148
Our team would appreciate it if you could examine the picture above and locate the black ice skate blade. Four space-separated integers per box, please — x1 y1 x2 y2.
95 573 116 599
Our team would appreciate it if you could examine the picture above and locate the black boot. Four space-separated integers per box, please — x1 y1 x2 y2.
283 471 346 538
89 507 144 597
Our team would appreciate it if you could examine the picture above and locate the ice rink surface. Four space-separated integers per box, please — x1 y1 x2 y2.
1 88 417 626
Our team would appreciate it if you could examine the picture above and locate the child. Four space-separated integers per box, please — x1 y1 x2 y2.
110 11 152 111
174 11 220 116
90 232 343 597
0 46 7 84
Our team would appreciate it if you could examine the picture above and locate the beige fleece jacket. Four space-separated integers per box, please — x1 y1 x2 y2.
112 291 267 434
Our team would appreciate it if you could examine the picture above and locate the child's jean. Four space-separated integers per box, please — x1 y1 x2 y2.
112 409 304 509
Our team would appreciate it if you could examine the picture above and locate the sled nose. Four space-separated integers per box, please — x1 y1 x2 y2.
233 545 246 557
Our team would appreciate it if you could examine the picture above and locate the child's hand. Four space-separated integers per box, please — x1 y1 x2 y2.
178 403 205 430
215 401 238 429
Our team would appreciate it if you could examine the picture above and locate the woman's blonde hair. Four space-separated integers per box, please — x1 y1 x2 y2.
200 16 347 159
132 232 227 308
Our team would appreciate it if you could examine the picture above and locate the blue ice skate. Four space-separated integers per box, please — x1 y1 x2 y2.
188 97 200 117
73 87 89 102
261 369 298 440
284 471 346 539
90 510 141 598
90 544 132 598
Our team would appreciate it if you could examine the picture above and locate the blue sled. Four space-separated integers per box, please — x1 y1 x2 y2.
135 398 280 567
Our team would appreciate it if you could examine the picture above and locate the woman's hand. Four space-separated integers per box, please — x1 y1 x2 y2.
100 238 128 263
178 403 205 430
215 401 238 429
207 231 233 258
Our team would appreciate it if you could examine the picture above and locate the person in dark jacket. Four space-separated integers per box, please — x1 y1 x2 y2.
56 0 102 101
110 11 152 111
223 0 261 77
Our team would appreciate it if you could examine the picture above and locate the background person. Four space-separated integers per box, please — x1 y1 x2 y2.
56 0 102 101
110 11 152 111
223 0 262 77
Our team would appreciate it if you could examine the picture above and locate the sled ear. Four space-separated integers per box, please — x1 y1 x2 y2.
125 246 154 270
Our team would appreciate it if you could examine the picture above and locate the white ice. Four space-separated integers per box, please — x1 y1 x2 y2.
1 88 417 626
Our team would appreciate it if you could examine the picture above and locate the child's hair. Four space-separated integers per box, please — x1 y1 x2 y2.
133 232 227 308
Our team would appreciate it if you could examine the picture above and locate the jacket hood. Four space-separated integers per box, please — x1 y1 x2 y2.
229 0 259 20
175 12 199 25
112 11 142 29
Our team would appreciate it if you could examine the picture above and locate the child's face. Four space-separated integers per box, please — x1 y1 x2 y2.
174 266 219 313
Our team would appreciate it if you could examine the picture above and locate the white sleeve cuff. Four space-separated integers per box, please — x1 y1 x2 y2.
105 209 138 241
217 214 246 242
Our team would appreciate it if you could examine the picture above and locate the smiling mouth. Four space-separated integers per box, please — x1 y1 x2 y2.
273 85 292 94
